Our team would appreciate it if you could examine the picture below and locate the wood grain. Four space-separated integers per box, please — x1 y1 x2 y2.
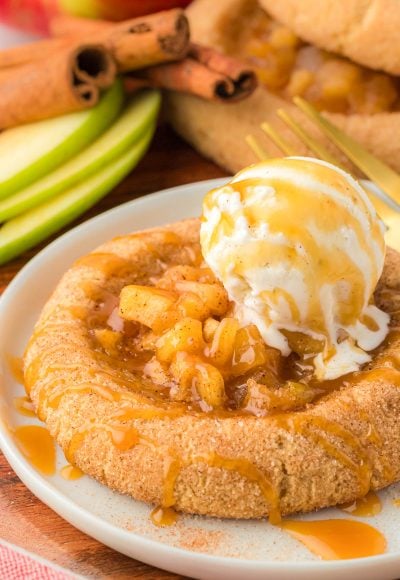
0 124 227 578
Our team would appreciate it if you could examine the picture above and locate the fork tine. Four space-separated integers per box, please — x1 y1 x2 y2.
245 134 269 161
276 108 346 170
261 122 297 156
293 96 400 208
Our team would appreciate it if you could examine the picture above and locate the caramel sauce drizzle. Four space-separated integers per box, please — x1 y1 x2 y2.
22 246 400 538
204 173 382 339
150 506 178 527
74 253 134 277
13 425 55 476
24 342 381 529
60 464 84 480
57 386 280 526
48 383 124 410
14 396 36 417
7 354 24 384
191 452 281 524
339 490 382 517
113 407 185 422
272 414 372 496
161 456 182 510
280 519 386 559
335 398 395 483
65 422 140 464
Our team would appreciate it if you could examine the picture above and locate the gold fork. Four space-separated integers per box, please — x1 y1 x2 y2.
245 98 400 252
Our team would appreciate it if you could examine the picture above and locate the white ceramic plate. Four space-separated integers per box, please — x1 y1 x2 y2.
1 179 400 580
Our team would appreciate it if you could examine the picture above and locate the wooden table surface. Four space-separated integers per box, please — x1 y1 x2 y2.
0 124 227 579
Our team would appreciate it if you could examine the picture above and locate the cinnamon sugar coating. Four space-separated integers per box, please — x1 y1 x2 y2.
24 219 400 519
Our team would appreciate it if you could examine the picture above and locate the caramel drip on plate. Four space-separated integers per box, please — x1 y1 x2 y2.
280 519 386 559
6 355 24 384
273 414 372 495
339 491 382 517
13 425 55 476
14 396 36 417
150 506 178 527
60 464 84 480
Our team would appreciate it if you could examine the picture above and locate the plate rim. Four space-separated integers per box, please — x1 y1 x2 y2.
0 177 399 577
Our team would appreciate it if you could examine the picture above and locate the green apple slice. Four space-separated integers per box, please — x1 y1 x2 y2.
0 90 161 222
0 125 155 266
0 81 124 201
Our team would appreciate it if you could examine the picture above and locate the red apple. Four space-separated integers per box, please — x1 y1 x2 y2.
60 0 192 20
0 0 192 34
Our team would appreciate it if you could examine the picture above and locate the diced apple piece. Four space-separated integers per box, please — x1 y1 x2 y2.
156 318 204 363
195 363 225 409
169 355 195 402
177 291 211 321
231 325 281 377
175 281 229 316
282 330 324 356
0 81 123 201
170 352 225 409
206 317 239 367
203 317 219 342
94 328 121 355
119 285 177 331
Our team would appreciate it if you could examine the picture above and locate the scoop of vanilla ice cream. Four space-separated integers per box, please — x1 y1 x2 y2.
200 157 390 380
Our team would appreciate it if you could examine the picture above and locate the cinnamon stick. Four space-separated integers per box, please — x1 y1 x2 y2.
125 59 235 101
124 45 258 103
72 45 116 89
0 10 190 74
102 9 190 72
189 44 257 96
0 39 117 89
0 45 115 129
0 37 73 69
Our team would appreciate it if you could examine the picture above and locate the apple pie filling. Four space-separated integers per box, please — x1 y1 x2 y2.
83 262 360 416
232 7 400 114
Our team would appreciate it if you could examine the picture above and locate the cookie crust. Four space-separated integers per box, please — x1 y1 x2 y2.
260 0 400 75
24 219 400 519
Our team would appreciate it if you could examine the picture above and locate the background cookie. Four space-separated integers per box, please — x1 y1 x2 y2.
260 0 400 75
165 0 400 174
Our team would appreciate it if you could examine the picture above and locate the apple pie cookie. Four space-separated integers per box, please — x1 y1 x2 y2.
24 160 400 522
